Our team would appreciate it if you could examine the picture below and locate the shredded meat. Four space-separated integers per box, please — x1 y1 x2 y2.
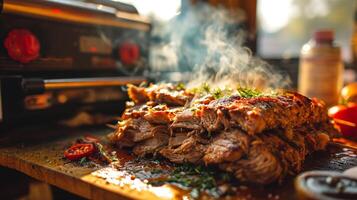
160 134 207 163
109 83 336 184
220 141 284 184
133 127 169 156
170 109 202 132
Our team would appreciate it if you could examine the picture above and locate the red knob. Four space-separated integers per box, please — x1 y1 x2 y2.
119 42 140 65
4 29 40 63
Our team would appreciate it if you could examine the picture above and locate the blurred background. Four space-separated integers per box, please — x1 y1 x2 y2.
119 0 356 88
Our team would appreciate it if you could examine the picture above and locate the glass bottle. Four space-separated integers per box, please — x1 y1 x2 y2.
298 30 344 107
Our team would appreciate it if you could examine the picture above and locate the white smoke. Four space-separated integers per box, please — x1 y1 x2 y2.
150 2 291 90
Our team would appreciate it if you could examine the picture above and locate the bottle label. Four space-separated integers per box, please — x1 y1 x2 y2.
298 56 343 107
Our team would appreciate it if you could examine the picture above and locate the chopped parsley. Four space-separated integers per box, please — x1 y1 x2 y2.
189 83 231 99
212 88 223 99
163 164 227 198
202 83 211 93
236 87 263 98
122 158 233 199
176 82 186 90
95 143 114 163
189 83 278 100
79 157 88 165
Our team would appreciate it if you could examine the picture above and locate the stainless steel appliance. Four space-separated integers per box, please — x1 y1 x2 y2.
0 0 150 127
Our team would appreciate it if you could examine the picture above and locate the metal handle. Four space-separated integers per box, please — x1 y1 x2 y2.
21 76 146 94
43 76 146 90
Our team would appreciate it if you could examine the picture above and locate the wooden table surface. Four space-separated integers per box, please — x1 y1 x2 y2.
0 125 356 200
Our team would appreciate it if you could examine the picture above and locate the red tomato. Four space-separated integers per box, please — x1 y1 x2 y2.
64 143 95 160
331 105 357 138
328 105 347 118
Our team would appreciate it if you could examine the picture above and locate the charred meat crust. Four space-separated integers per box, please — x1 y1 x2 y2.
199 93 328 135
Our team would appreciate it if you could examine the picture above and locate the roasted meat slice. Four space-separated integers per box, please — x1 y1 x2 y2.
220 141 284 184
160 134 207 163
305 132 330 152
143 104 174 124
259 133 303 175
126 119 154 142
128 83 194 106
168 132 189 148
133 127 169 156
170 109 202 132
200 107 231 133
276 128 308 160
203 129 249 164
127 84 149 104
199 92 328 135
152 89 191 106
216 125 332 184
122 104 151 120
109 118 169 148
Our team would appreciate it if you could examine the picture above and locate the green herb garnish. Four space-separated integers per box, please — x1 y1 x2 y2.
212 88 223 99
189 83 278 100
176 82 186 90
95 143 113 163
79 157 88 165
127 158 228 199
189 83 233 99
165 164 222 198
202 83 211 93
236 87 263 98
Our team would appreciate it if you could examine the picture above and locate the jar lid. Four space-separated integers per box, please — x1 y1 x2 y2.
313 30 334 42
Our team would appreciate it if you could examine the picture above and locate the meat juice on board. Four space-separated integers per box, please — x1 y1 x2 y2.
298 30 344 107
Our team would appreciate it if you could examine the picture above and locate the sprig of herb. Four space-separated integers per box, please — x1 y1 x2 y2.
236 87 263 98
212 88 223 99
95 143 114 163
176 82 186 90
189 83 233 99
202 83 211 93
189 83 279 100
79 157 88 165
189 83 210 96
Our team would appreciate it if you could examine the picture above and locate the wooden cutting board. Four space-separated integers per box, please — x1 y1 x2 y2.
0 125 356 200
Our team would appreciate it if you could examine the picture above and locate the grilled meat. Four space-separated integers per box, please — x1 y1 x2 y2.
203 129 249 164
109 84 336 184
128 83 194 106
170 109 202 132
160 133 208 163
219 141 284 184
199 93 328 135
133 126 169 156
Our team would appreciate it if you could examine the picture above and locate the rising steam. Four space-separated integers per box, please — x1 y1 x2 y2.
150 2 291 90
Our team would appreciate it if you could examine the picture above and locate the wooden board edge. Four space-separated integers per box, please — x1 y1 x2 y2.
0 153 133 200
